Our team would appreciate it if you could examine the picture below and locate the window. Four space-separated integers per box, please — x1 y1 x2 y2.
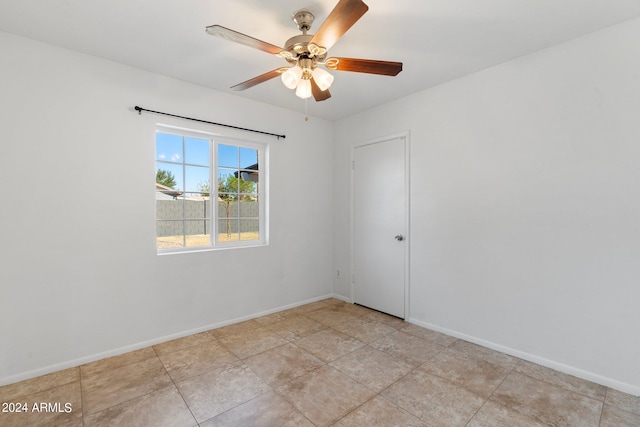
155 126 266 252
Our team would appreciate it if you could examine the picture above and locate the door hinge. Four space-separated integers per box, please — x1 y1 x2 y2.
352 160 355 170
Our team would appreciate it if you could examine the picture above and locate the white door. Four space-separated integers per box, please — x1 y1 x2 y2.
353 135 408 318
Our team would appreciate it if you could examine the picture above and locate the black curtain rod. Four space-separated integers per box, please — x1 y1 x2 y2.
134 106 285 140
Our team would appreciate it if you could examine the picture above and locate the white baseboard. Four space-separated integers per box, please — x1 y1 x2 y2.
407 317 640 397
0 293 333 387
331 293 352 303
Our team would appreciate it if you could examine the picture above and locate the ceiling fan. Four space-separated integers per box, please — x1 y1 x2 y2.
205 0 402 102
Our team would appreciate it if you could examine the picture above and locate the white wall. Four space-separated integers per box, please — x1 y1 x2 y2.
334 17 640 394
0 31 334 385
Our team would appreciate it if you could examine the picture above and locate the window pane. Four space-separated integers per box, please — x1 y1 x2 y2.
218 219 239 242
156 133 182 162
156 162 183 191
218 168 239 194
240 219 259 241
182 195 209 220
185 137 209 166
239 170 259 185
185 220 211 247
156 195 183 220
218 144 238 168
218 199 238 219
157 221 184 249
239 198 258 217
240 147 258 169
239 178 257 195
185 165 210 193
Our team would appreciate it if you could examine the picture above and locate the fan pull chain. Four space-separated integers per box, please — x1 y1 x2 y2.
304 98 309 121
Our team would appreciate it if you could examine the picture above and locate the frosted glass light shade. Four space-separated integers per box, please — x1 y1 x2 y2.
312 67 334 91
295 79 312 99
281 67 302 89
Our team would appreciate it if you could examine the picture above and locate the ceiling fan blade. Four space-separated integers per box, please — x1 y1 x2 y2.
309 0 369 51
311 78 332 102
231 68 288 91
206 25 283 55
325 57 403 76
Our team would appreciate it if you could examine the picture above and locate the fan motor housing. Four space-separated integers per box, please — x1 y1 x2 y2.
284 34 327 62
284 34 313 54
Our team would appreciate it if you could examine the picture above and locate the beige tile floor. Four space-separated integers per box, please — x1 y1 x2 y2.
1 298 639 426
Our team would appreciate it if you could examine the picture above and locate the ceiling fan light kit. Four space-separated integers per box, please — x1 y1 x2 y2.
312 67 334 91
295 78 313 99
280 53 336 98
281 66 303 89
206 0 402 105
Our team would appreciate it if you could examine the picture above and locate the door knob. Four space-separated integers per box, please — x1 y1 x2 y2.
395 235 404 241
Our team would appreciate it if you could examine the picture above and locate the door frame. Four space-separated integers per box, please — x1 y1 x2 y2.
350 131 411 319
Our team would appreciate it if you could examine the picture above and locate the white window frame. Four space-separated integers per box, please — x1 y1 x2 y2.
155 124 268 254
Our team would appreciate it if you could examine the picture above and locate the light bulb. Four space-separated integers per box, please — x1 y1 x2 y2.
281 67 302 89
311 67 334 91
296 79 312 99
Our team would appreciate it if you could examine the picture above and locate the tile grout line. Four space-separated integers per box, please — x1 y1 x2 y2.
241 361 318 427
330 393 376 426
597 388 608 427
0 368 80 403
359 331 452 422
325 340 425 425
79 367 85 427
177 324 318 424
326 330 454 425
196 388 277 426
152 344 200 426
80 351 175 421
244 305 381 426
512 360 609 403
154 332 243 384
463 355 523 426
248 336 324 427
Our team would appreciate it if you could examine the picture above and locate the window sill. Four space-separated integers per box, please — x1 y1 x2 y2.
157 241 268 256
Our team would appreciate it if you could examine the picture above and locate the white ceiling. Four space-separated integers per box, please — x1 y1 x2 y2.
2 0 640 120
